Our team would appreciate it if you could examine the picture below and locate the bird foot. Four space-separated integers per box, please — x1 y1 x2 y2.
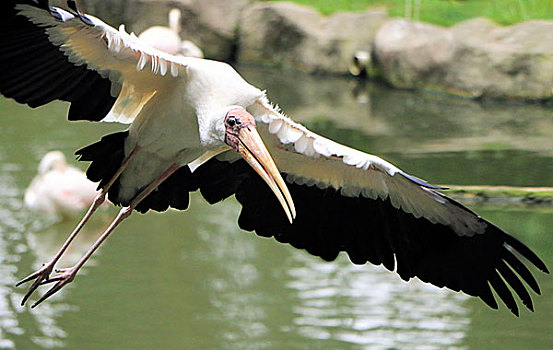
16 262 56 306
30 267 78 308
16 263 78 308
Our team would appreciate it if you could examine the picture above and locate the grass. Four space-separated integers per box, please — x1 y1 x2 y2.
264 0 553 26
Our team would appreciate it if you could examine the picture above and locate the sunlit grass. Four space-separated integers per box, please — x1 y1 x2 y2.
264 0 553 26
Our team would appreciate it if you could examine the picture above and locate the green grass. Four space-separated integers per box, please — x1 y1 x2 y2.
264 0 553 26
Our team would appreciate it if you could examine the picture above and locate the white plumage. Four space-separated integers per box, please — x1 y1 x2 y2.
137 8 204 58
24 151 99 219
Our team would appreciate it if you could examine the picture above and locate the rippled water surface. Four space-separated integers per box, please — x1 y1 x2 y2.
0 66 552 349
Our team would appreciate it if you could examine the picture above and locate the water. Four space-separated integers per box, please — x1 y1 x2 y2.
0 66 552 349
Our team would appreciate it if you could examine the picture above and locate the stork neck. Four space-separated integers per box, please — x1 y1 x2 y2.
169 9 181 34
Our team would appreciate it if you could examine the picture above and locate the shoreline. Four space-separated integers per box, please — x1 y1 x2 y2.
76 0 553 102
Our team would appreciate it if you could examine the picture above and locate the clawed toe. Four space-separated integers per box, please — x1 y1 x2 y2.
31 269 76 308
16 263 77 307
16 263 55 306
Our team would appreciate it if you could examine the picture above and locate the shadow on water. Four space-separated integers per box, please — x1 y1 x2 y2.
0 66 552 349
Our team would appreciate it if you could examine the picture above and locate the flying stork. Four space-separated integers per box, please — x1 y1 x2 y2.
0 0 549 315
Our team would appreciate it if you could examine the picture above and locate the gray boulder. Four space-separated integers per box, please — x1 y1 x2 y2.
238 2 387 74
374 19 455 90
447 19 553 100
73 0 143 29
374 17 553 100
170 0 249 60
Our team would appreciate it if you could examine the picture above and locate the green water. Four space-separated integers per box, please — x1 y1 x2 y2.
0 67 552 349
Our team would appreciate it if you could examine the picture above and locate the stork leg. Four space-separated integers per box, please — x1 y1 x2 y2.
17 146 141 306
29 162 181 308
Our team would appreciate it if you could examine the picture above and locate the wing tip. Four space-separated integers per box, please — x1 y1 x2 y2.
398 170 447 190
503 233 550 274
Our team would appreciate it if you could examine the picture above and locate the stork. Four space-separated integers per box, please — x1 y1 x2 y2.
24 150 100 219
137 8 204 58
0 0 549 315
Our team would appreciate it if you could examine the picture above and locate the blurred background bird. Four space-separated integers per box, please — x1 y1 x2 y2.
24 151 101 220
138 8 204 58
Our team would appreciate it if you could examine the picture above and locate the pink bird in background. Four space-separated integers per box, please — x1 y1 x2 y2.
138 8 204 58
25 151 101 220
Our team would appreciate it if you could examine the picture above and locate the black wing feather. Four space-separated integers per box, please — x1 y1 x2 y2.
0 0 118 121
497 260 533 311
489 272 519 316
196 158 547 316
502 249 541 295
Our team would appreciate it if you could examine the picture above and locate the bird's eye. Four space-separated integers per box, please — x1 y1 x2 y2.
227 117 236 127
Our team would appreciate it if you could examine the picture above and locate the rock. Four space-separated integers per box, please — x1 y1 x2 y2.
447 19 553 100
321 10 388 75
238 2 387 74
238 2 321 71
374 17 553 100
171 0 249 60
73 0 142 28
374 19 455 89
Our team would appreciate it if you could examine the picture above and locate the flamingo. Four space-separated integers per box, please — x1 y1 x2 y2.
24 151 99 219
0 0 548 315
137 8 204 58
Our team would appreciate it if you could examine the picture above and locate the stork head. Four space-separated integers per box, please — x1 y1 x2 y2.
223 106 296 223
38 151 68 174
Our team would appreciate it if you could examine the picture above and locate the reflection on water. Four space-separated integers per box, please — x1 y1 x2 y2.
186 198 469 350
0 169 67 349
0 66 552 349
240 65 553 155
0 166 114 349
240 65 553 187
286 254 468 349
26 213 112 269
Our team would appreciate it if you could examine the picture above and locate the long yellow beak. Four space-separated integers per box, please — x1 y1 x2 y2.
238 125 296 223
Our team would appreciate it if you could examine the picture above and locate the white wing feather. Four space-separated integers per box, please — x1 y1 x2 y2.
248 97 487 237
16 4 189 124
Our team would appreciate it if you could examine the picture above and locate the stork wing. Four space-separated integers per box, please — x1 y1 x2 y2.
75 93 549 315
188 97 548 316
0 0 187 122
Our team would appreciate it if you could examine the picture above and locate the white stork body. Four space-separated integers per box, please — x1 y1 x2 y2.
119 57 263 202
25 151 98 218
137 8 204 58
138 26 181 56
0 0 548 313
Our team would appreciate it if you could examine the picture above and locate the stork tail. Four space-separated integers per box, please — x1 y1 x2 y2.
76 130 129 189
76 131 197 213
